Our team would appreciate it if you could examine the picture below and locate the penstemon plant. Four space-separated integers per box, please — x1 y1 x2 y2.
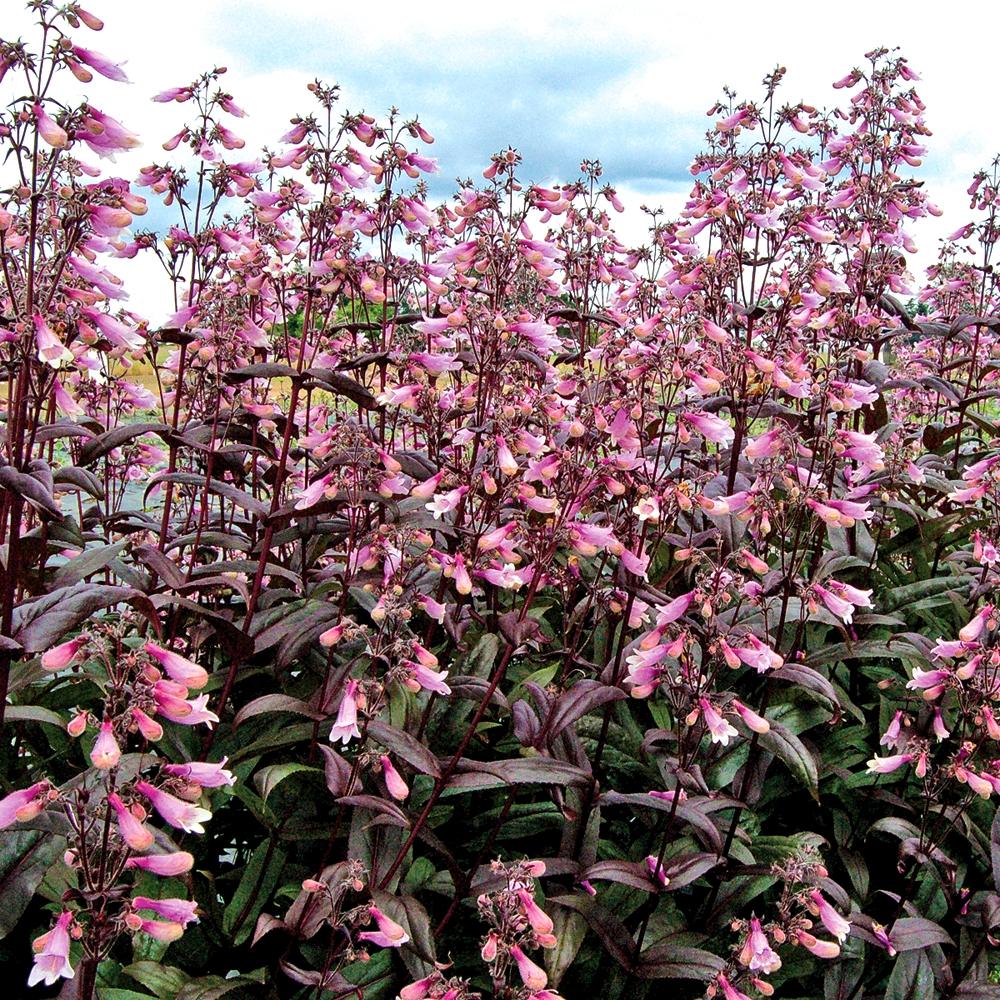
4 2 1000 998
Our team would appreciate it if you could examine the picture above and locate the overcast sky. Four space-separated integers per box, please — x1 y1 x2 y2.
4 0 996 320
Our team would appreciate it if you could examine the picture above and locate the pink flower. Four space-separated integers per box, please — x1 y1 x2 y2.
745 428 783 460
358 904 409 948
682 411 735 446
107 792 154 851
867 754 913 774
0 781 50 829
33 315 73 369
145 642 209 689
739 917 781 973
808 890 850 942
381 756 409 801
162 759 236 788
408 663 452 696
90 719 121 770
959 605 994 642
880 711 904 748
131 707 163 742
125 851 194 876
132 896 199 926
730 699 770 734
510 944 547 991
139 919 184 942
71 45 128 82
28 910 74 987
400 976 436 1000
698 698 738 746
794 929 840 958
517 888 555 937
136 781 212 834
330 680 362 745
716 973 752 1000
34 103 68 148
40 637 86 671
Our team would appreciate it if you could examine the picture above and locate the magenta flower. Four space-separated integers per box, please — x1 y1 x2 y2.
27 910 74 987
698 698 738 746
380 756 409 801
40 638 87 672
107 792 155 850
125 851 194 876
357 904 409 948
135 781 212 834
132 896 199 926
808 890 850 942
517 888 555 937
89 719 121 770
644 855 670 888
739 917 781 973
145 642 209 689
866 753 913 775
71 45 128 82
681 411 735 446
162 759 235 788
794 929 840 958
0 781 50 829
33 103 68 148
330 680 362 745
33 314 72 369
509 944 547 991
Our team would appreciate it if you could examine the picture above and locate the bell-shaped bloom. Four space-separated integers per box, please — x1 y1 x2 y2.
357 904 409 948
34 103 68 148
125 850 194 876
745 428 782 461
381 756 409 801
132 896 199 926
135 781 212 834
959 605 994 643
716 973 752 1000
880 711 904 748
40 637 86 671
71 45 128 82
27 910 74 987
794 929 840 958
808 891 850 942
510 944 547 991
400 976 436 1000
517 888 555 936
0 781 50 829
656 591 696 626
330 680 362 745
139 919 184 942
731 699 770 734
145 642 209 689
739 916 781 973
162 759 236 788
34 315 73 369
867 753 913 774
155 691 219 728
699 698 738 746
407 662 452 696
682 411 735 446
319 623 344 647
90 719 121 770
131 707 163 742
107 792 155 850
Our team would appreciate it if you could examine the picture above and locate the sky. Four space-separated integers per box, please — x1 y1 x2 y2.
4 0 997 321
